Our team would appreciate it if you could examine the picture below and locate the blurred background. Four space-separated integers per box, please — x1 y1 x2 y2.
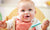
0 0 50 30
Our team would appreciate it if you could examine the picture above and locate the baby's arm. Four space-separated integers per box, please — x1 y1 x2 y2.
41 20 49 30
35 20 49 30
0 20 7 28
0 19 14 30
32 18 49 30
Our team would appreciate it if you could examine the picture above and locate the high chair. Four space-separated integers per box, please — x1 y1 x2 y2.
0 7 45 30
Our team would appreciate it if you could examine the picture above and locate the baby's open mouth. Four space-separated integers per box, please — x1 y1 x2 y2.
24 16 30 18
26 16 30 17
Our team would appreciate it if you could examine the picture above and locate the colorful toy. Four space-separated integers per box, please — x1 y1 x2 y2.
31 18 48 28
46 1 50 6
0 12 2 21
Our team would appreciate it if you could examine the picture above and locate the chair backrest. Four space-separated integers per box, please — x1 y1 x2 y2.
5 7 45 22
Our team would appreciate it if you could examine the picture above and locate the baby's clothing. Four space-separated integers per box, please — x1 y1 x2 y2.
6 16 41 30
15 18 32 30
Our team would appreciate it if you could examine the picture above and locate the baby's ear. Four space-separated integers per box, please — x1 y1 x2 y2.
35 11 36 14
34 7 36 14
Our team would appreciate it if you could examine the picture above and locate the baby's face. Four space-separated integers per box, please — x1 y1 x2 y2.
18 2 35 22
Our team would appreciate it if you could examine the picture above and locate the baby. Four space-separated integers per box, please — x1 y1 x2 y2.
0 0 49 30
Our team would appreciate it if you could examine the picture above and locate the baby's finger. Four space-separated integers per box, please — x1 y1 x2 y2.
45 20 49 24
42 20 49 26
46 20 49 23
1 20 5 22
0 21 2 27
43 20 49 24
0 21 2 24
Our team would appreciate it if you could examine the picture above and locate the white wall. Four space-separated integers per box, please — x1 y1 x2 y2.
3 0 49 7
0 0 2 4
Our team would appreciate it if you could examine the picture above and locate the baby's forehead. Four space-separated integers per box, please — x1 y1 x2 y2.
18 2 34 9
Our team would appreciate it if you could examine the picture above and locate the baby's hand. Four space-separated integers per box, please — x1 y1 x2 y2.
0 20 7 28
41 20 49 30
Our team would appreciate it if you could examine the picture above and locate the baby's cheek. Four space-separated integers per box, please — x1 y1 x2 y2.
19 13 24 18
30 13 34 18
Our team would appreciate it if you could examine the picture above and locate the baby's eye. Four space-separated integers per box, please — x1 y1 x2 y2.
21 10 25 12
29 9 32 11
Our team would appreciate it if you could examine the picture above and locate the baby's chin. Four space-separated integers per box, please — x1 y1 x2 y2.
22 19 32 22
22 20 31 23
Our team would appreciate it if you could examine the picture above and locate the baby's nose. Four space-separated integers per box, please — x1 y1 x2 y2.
25 11 29 14
25 12 30 15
